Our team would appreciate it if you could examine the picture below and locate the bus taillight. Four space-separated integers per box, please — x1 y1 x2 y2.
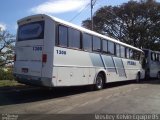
42 54 47 63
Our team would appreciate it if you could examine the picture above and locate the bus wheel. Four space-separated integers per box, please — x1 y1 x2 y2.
136 72 141 83
95 73 104 90
157 72 160 80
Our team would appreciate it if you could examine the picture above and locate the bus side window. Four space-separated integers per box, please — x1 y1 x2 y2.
151 52 155 61
129 49 134 59
108 41 115 55
82 33 92 52
116 44 120 57
93 36 101 52
68 28 80 49
120 45 125 58
58 25 68 47
102 40 108 53
125 48 130 59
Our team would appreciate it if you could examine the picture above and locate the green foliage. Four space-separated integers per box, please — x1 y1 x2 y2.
82 0 160 51
0 67 14 80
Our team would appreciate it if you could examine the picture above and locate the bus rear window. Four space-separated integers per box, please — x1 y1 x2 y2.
18 21 44 41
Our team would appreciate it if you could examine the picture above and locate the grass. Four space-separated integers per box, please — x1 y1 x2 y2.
0 80 21 87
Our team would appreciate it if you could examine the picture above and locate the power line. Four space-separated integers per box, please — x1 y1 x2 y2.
69 3 90 22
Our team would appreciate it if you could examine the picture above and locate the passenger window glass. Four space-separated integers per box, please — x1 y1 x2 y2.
58 25 68 47
120 46 125 58
126 48 130 59
93 36 101 52
102 40 108 53
82 33 92 51
116 44 120 57
108 41 114 55
68 28 80 49
129 49 134 59
151 52 155 61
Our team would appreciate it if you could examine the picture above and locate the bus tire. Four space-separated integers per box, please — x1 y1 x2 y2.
136 72 141 83
157 72 160 80
95 73 105 90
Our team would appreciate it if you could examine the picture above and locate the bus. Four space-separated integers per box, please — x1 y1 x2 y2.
13 14 145 90
143 49 160 80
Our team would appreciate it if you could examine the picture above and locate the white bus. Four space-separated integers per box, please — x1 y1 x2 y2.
143 49 160 80
14 14 145 90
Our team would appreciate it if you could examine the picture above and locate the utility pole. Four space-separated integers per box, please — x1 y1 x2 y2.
91 0 93 30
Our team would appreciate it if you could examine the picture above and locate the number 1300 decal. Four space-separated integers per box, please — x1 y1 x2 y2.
56 50 66 55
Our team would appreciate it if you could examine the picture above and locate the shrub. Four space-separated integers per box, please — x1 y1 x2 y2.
0 67 14 80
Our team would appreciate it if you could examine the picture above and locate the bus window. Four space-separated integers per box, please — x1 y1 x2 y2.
18 21 44 41
116 44 120 57
93 36 101 52
129 49 134 59
155 53 159 61
120 46 125 58
102 40 108 53
151 52 155 61
82 33 92 51
108 41 115 55
58 25 68 47
125 48 130 59
68 28 80 49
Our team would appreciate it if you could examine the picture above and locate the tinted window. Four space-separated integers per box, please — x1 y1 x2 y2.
120 46 125 58
129 49 134 59
102 40 108 53
155 53 159 61
58 25 68 47
18 21 44 41
116 44 120 57
151 52 155 61
93 36 101 52
82 33 92 51
108 41 114 55
126 48 130 59
68 28 80 49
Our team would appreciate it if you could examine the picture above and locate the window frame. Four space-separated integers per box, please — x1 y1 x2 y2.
82 33 92 52
102 39 108 54
68 27 81 49
92 36 101 52
57 25 68 47
107 41 115 55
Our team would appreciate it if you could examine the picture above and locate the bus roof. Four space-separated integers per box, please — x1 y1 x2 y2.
18 14 143 52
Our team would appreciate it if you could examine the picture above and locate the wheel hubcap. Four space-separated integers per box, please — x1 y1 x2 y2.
96 77 103 89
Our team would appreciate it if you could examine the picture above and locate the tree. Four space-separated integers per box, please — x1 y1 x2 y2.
0 29 15 67
82 0 160 51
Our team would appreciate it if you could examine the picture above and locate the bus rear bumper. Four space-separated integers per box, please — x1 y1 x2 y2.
14 74 53 87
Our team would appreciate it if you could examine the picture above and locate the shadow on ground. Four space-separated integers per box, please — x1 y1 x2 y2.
0 79 159 106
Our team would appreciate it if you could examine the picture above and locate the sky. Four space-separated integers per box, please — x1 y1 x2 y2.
0 0 159 34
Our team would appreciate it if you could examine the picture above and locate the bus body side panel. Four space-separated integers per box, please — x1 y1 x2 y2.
122 59 144 80
41 17 55 87
53 47 101 86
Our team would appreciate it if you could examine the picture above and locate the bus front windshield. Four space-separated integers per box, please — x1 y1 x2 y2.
18 21 44 41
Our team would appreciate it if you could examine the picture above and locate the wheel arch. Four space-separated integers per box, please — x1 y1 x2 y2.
94 69 107 84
